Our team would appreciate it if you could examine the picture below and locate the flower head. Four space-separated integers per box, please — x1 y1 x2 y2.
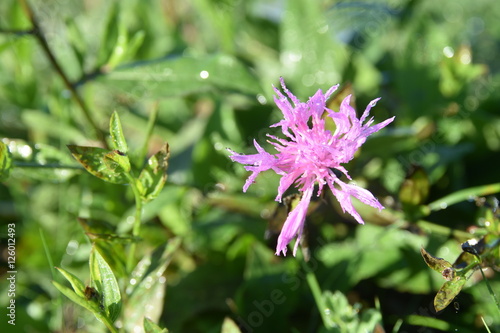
229 78 394 256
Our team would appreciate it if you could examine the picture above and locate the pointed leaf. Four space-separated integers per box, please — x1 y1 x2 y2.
104 149 131 173
97 2 120 67
0 141 12 181
144 317 169 333
65 18 86 68
109 111 128 153
52 281 101 315
105 22 129 69
90 246 122 322
420 247 453 274
68 145 129 184
79 218 137 244
221 317 242 333
138 143 170 202
405 314 451 331
434 277 468 312
125 30 145 61
55 267 86 298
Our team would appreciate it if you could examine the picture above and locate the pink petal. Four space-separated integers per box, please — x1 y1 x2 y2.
275 186 314 256
360 97 381 123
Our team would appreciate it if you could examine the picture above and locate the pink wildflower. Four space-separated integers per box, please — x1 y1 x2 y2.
228 78 395 256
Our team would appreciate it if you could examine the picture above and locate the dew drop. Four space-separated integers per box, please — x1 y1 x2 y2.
256 94 267 105
443 46 454 58
200 70 209 79
19 144 33 158
66 240 79 255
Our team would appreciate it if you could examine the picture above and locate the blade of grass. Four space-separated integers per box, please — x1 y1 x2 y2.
481 316 492 333
477 264 500 315
40 228 63 330
299 249 334 330
427 183 500 212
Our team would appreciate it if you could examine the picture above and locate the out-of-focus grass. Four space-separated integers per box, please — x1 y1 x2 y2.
1 0 500 332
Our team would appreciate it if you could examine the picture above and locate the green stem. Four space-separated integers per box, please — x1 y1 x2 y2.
480 269 500 314
95 312 119 333
138 102 159 165
301 258 334 329
474 257 500 315
126 175 143 273
427 182 500 212
14 162 83 169
0 28 34 35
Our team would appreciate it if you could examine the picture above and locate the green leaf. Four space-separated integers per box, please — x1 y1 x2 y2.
53 279 117 332
124 238 180 331
143 317 169 333
221 317 242 333
357 309 383 333
68 145 130 184
21 110 87 143
78 217 117 236
138 143 170 202
90 246 122 323
405 314 451 331
55 267 86 298
3 139 79 182
79 216 137 241
65 18 86 69
399 167 430 208
97 2 120 67
281 0 348 97
104 149 131 174
434 277 468 312
98 54 261 99
105 21 129 70
92 240 128 279
52 281 101 315
0 141 12 181
320 290 382 333
109 111 128 153
420 247 453 275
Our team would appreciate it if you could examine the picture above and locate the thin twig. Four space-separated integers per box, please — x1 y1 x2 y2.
0 28 35 35
17 0 108 148
73 66 108 88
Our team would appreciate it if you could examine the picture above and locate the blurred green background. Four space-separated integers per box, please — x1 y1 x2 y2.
1 0 500 332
